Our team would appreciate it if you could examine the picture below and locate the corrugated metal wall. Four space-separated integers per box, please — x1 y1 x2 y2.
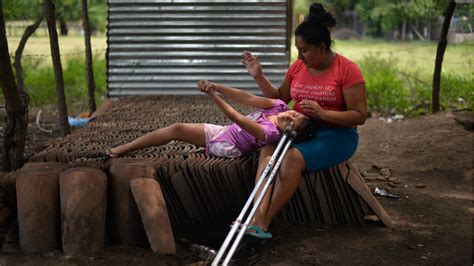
107 0 292 96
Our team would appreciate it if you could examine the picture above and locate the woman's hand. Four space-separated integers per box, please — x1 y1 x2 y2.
197 80 216 96
241 51 262 78
300 99 327 119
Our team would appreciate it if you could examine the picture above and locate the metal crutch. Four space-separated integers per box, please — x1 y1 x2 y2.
212 125 298 266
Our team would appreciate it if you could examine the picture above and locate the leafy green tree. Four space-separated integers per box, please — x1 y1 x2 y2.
356 0 451 37
55 0 80 35
4 0 107 34
88 0 107 32
3 0 43 20
295 0 358 20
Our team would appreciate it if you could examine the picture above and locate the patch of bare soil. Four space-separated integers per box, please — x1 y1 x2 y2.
0 110 472 265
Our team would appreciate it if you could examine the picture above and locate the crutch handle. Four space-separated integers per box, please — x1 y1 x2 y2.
283 124 293 134
283 124 297 139
288 129 297 139
283 126 298 140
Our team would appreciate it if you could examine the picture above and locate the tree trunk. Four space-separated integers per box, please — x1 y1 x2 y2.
81 0 97 115
0 2 29 171
14 16 44 93
428 19 432 40
432 0 456 113
45 0 70 136
401 20 407 40
59 18 68 36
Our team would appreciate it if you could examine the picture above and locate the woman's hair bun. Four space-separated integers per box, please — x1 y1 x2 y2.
307 3 337 28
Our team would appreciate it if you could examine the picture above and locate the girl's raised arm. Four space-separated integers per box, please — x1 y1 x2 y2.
210 82 275 109
197 80 267 141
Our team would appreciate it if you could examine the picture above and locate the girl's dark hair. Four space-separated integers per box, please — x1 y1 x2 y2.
294 119 318 144
295 3 337 50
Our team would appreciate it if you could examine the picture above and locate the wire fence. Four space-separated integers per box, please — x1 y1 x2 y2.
6 20 94 37
9 49 107 59
8 48 472 67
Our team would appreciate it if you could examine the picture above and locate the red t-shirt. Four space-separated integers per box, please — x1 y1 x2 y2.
285 54 365 124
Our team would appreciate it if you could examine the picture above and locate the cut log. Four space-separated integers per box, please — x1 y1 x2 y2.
130 178 176 254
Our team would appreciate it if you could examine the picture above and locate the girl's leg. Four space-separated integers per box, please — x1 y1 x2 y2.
110 123 206 156
254 148 306 231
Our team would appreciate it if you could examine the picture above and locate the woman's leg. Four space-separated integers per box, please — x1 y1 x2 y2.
253 148 306 231
251 145 276 228
110 123 206 156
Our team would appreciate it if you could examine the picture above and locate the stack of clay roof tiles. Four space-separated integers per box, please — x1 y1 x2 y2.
0 96 393 253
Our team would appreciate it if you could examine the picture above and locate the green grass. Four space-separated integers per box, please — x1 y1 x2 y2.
7 36 107 59
1 36 108 114
20 55 108 114
332 39 473 79
292 38 473 79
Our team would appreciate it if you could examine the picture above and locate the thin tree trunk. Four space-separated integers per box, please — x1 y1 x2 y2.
432 0 456 113
0 1 29 171
402 20 407 40
428 19 432 40
59 17 68 36
45 0 70 135
81 0 97 114
14 15 44 92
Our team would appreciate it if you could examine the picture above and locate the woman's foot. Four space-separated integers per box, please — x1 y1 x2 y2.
244 225 272 239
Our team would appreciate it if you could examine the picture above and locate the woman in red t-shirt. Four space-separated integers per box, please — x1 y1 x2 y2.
241 3 367 239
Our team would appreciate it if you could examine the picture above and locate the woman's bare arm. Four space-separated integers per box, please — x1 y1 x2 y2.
242 51 292 102
300 83 367 127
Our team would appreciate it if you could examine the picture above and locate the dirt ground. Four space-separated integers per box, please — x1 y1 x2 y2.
0 108 472 265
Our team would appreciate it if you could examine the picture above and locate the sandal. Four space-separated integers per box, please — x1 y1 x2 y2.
245 225 272 239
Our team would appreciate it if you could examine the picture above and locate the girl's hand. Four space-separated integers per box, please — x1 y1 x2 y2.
197 80 216 96
300 99 326 118
241 51 262 78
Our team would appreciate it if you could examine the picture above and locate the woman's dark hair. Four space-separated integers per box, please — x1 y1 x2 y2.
295 3 337 50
